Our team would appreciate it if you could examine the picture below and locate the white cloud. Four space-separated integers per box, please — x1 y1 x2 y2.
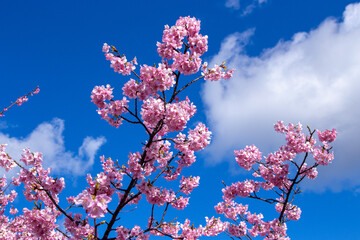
203 2 360 192
225 0 268 15
225 0 240 10
0 118 106 177
0 121 8 130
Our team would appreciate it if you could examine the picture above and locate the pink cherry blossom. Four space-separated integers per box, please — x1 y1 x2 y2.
102 43 110 53
137 181 175 206
64 213 94 239
22 207 59 238
312 146 334 165
121 63 176 100
0 144 17 171
0 16 338 240
15 96 28 106
116 225 129 240
300 163 318 179
171 196 189 210
202 62 235 81
228 221 247 237
91 84 113 109
215 199 248 221
141 96 196 134
179 176 200 195
173 52 202 75
176 16 201 37
235 145 262 171
187 123 211 151
202 217 229 237
104 51 137 75
73 189 111 219
317 128 337 143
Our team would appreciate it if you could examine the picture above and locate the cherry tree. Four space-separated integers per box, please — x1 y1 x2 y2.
0 16 336 240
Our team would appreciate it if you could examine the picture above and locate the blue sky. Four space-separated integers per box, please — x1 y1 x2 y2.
1 0 360 239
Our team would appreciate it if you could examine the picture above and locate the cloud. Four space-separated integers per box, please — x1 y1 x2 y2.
225 0 240 10
0 121 8 130
0 118 106 177
225 0 268 15
203 2 360 192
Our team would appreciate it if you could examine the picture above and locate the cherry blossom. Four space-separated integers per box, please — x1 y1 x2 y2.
0 16 337 240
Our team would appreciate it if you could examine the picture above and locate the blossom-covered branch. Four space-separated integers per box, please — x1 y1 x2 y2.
0 86 40 117
0 15 336 240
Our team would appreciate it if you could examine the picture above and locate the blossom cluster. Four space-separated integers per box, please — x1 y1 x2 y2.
122 64 175 101
201 62 235 81
174 123 211 168
140 96 196 135
99 16 234 112
93 16 234 134
0 147 67 238
157 16 206 75
216 199 289 240
234 145 262 171
214 121 337 239
103 43 137 75
0 16 337 240
149 217 228 239
91 84 129 127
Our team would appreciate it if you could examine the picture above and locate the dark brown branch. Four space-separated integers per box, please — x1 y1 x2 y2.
55 227 70 238
249 193 278 204
173 75 205 100
278 152 309 222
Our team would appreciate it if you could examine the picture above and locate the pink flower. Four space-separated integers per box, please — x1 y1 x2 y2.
73 190 111 219
33 87 40 94
222 180 259 200
9 206 18 215
92 85 129 128
122 79 139 99
127 152 144 180
133 63 176 99
91 84 113 109
102 43 110 53
274 120 287 133
0 144 16 171
103 49 137 75
107 98 129 116
116 226 129 240
312 146 334 165
317 128 337 143
300 163 318 179
64 213 94 238
137 181 175 206
189 34 208 55
141 97 196 135
179 176 200 195
202 62 235 81
129 226 149 240
171 196 189 210
215 200 248 221
187 123 211 151
173 52 202 75
176 16 201 37
22 207 58 238
235 145 262 171
157 24 187 59
228 222 247 237
203 217 228 236
15 96 28 106
180 219 202 240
